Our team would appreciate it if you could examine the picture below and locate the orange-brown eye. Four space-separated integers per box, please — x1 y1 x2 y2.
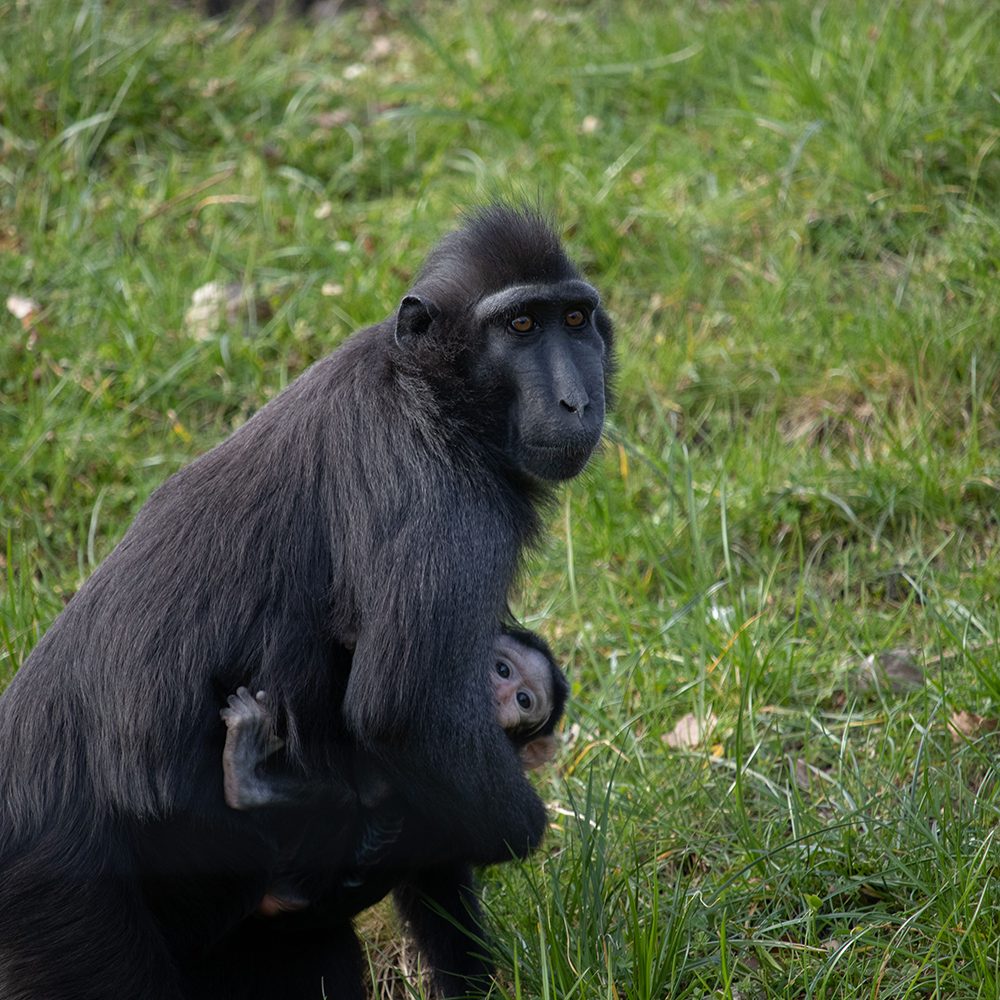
565 309 587 328
510 315 534 333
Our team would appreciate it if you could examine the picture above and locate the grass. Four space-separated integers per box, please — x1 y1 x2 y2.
2 0 1000 995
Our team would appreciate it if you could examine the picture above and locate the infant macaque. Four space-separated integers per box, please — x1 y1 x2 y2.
221 628 567 911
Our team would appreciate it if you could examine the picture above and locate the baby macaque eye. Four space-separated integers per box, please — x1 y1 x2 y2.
495 661 511 678
516 691 533 710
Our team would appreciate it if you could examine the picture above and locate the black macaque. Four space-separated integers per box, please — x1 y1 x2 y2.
220 626 569 913
0 205 614 999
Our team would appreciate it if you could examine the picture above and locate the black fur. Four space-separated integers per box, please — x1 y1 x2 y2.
0 204 613 998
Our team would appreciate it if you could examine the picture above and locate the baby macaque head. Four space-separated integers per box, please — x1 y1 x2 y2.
492 633 553 734
490 629 569 771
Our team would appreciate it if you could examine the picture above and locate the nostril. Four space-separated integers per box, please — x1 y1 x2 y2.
560 399 577 413
560 394 588 415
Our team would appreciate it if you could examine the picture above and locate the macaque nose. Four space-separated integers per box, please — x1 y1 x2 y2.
559 391 589 416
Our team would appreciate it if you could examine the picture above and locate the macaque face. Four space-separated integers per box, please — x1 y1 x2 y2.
490 634 553 736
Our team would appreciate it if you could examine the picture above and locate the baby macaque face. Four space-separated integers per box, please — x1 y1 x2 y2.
490 633 552 736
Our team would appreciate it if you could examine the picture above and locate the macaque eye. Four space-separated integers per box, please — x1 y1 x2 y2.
509 315 535 334
516 691 533 710
564 309 587 328
495 661 511 678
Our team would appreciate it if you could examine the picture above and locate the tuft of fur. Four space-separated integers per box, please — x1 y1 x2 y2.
412 204 580 312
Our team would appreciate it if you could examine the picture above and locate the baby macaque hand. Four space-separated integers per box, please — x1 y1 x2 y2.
519 734 558 771
221 687 284 755
221 688 286 810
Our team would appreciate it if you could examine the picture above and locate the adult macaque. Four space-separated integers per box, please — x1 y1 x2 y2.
0 205 613 999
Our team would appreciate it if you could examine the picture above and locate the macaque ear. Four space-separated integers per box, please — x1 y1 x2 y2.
394 295 439 346
519 734 558 771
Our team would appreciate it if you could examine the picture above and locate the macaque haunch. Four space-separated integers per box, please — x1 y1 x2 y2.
220 629 568 913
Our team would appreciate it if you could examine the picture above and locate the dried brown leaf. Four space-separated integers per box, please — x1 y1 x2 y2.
948 710 999 744
312 109 353 130
184 282 273 341
854 647 925 695
6 294 41 325
662 711 718 749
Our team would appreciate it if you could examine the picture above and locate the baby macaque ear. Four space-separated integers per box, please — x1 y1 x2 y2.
519 735 558 771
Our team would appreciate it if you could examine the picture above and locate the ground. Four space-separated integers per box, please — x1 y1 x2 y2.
2 1 999 996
